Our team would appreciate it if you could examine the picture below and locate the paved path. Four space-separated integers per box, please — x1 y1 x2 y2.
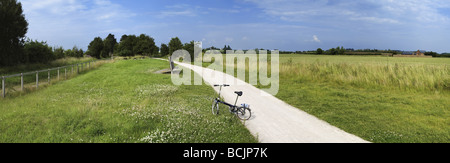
174 61 369 143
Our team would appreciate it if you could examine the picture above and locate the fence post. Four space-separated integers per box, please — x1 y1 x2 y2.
2 76 5 98
77 64 79 74
21 73 24 91
57 68 60 81
48 69 50 84
65 68 67 79
36 71 39 89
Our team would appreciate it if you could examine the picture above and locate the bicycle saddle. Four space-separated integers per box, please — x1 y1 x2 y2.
234 91 243 96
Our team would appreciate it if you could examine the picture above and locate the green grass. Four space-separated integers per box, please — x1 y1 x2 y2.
277 54 449 143
1 59 109 98
280 55 450 92
0 57 97 76
202 53 449 142
0 59 257 143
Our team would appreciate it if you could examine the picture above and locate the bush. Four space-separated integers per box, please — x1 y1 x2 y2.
24 40 54 63
53 46 65 59
119 49 133 56
316 48 323 55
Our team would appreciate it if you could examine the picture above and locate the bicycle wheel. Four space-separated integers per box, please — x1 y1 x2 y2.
235 106 251 120
212 99 220 115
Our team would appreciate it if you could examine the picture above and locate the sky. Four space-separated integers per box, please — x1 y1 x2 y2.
19 0 450 53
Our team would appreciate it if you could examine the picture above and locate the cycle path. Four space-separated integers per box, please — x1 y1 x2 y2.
174 61 369 143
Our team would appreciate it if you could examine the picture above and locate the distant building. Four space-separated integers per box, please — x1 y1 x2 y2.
412 50 425 56
395 50 431 58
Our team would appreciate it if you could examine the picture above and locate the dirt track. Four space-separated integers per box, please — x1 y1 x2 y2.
174 61 369 143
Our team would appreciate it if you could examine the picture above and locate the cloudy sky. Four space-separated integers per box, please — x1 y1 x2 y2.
20 0 450 53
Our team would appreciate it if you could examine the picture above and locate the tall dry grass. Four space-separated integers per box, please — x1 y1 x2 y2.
281 59 449 92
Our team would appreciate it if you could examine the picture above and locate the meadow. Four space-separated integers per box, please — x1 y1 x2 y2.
277 55 449 143
0 59 257 143
203 54 449 143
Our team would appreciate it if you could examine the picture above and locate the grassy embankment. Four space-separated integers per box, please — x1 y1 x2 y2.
0 57 101 97
0 59 257 143
0 57 96 76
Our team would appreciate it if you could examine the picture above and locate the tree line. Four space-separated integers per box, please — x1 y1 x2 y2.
0 0 85 66
86 34 201 60
87 34 160 59
0 0 201 66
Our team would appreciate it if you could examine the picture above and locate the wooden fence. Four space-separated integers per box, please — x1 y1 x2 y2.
1 59 107 98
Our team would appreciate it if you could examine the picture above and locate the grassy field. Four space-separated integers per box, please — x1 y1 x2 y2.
277 55 449 143
0 59 257 143
203 54 449 143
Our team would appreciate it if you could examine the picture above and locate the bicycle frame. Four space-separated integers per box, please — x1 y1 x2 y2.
212 84 251 120
214 84 239 108
215 99 234 108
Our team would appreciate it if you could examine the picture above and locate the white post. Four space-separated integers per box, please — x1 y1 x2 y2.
57 68 60 81
36 72 39 89
48 69 50 84
2 76 5 98
21 73 24 91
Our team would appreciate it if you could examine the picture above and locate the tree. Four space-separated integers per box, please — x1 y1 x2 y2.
338 46 345 55
24 39 54 63
103 33 117 57
168 37 183 56
53 46 65 59
328 48 337 55
316 48 323 55
160 43 169 57
183 41 195 61
117 34 137 56
88 37 104 59
223 45 232 51
0 0 28 66
64 49 74 58
424 51 438 57
205 46 219 50
72 46 84 58
134 34 156 56
152 46 159 57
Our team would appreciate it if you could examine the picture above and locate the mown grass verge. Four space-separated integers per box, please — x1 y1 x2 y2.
0 59 257 143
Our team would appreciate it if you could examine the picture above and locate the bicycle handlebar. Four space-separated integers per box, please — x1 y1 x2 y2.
214 84 230 87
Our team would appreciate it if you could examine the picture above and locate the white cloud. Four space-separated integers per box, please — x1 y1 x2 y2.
20 0 135 49
157 10 196 18
207 7 240 14
157 4 199 18
312 35 321 43
245 0 450 26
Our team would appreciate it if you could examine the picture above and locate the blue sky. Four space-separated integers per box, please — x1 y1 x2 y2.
20 0 450 53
